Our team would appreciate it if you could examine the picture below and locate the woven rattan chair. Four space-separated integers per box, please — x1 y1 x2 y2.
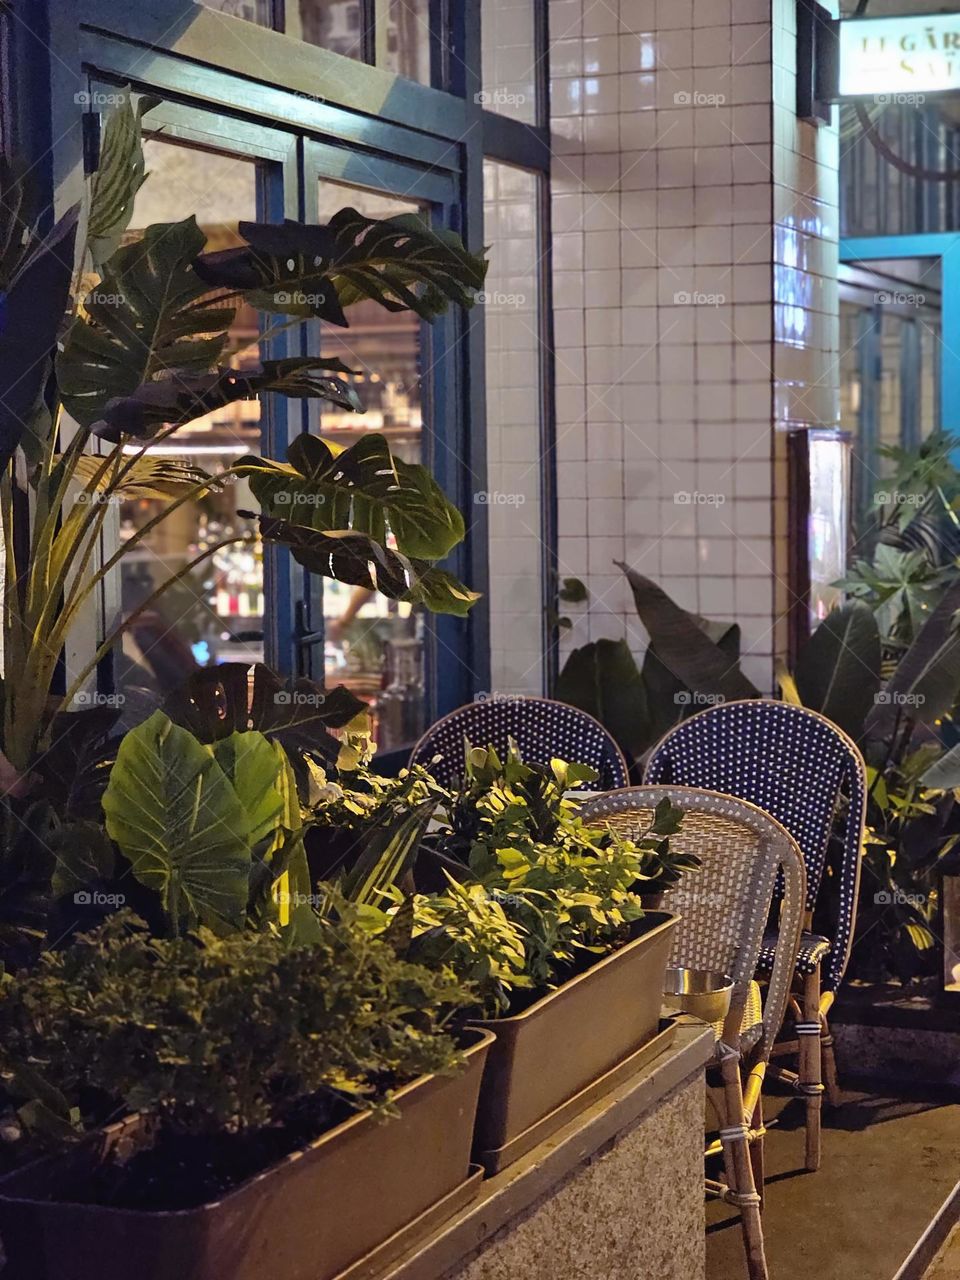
408 696 629 790
644 699 868 1171
581 785 805 1280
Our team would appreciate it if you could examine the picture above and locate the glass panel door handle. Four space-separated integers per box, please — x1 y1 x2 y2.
294 600 324 678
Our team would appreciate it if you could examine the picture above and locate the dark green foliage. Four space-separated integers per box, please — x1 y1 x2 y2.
0 908 469 1147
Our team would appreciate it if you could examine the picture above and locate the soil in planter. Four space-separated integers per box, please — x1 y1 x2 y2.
47 1091 359 1213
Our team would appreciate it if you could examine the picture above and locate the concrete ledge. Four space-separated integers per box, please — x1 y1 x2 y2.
378 1022 715 1280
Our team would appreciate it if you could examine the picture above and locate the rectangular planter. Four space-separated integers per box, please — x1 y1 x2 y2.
469 911 678 1167
0 1029 494 1280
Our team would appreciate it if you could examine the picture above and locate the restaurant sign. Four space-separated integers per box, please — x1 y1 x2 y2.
839 14 960 98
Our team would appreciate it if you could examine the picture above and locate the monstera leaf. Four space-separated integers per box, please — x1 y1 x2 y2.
90 357 363 441
193 208 487 324
245 432 463 559
87 87 157 268
240 432 478 614
57 216 234 429
102 710 251 932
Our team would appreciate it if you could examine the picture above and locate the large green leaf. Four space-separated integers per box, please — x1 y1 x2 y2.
920 743 960 791
193 208 487 325
867 577 960 736
87 87 157 268
211 731 285 851
57 216 234 430
90 358 363 442
794 602 881 739
245 432 464 560
619 564 760 701
554 639 650 762
102 710 251 932
339 800 438 909
240 433 478 615
0 159 78 466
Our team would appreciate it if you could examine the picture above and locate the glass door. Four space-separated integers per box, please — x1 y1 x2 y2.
301 142 464 759
86 90 298 718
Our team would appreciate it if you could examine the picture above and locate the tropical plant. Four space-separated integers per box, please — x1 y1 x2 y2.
403 743 692 1013
0 907 470 1203
0 89 485 961
555 561 757 767
0 87 485 780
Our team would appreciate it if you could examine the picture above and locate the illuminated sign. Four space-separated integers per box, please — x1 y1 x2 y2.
839 14 960 97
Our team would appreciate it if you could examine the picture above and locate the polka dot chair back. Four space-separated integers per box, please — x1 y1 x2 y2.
408 697 629 791
644 699 867 993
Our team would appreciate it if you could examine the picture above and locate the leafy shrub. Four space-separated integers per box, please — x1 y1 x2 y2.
0 906 470 1152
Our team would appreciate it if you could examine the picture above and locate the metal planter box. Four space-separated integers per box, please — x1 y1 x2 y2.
470 912 678 1171
0 1029 494 1280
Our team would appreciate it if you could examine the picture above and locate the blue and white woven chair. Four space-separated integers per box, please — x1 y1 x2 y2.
581 784 805 1280
408 696 629 790
644 699 867 1172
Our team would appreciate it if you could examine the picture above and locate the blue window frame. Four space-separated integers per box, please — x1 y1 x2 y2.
6 0 553 762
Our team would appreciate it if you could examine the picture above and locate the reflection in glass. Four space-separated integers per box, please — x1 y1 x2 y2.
287 1 365 60
481 0 536 125
381 0 430 84
808 430 851 628
117 139 263 720
483 160 543 692
199 0 273 26
317 182 426 753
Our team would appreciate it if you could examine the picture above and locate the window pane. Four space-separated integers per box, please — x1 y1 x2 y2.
482 160 544 692
286 1 366 60
481 0 536 124
381 0 431 84
117 139 263 717
199 0 273 26
317 180 426 753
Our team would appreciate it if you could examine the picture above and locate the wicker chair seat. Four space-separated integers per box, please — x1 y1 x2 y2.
756 930 830 977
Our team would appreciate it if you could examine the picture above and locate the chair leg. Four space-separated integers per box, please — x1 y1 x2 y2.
749 1091 765 1213
821 1008 841 1107
718 1046 769 1280
798 968 824 1172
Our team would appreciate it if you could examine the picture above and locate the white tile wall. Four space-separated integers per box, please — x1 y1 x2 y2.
547 0 839 693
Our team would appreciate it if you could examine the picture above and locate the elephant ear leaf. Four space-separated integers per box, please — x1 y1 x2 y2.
102 710 251 932
866 577 960 736
555 639 649 762
57 216 234 431
920 743 960 791
87 86 158 268
211 731 285 851
795 602 881 739
618 563 759 701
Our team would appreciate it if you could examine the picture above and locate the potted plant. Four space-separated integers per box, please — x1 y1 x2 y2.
0 88 486 968
0 910 493 1280
316 742 694 1173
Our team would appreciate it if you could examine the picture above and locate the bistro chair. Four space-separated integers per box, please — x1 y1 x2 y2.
644 699 868 1172
408 695 629 789
581 785 805 1280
